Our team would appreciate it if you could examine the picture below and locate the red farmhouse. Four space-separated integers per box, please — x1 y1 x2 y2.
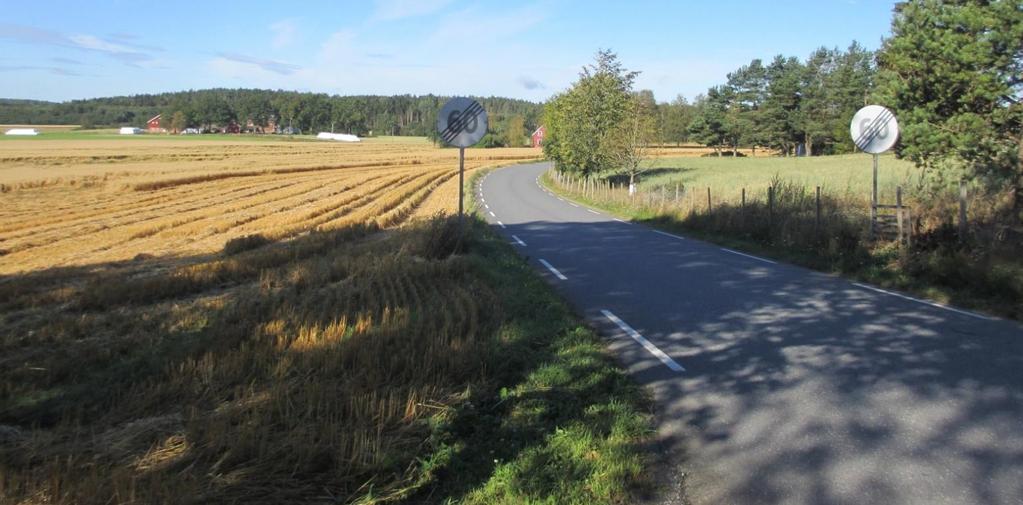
531 126 546 148
147 114 162 132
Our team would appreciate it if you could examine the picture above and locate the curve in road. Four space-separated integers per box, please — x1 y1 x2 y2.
479 162 1023 505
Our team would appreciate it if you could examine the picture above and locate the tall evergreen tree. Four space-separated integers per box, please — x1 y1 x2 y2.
877 0 1023 216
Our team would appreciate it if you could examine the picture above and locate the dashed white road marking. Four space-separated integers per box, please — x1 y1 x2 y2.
852 282 995 320
652 230 685 240
538 259 568 280
720 248 777 265
614 218 630 224
497 221 506 228
569 203 580 208
489 211 496 217
512 235 527 246
587 209 600 215
484 204 489 209
601 310 685 373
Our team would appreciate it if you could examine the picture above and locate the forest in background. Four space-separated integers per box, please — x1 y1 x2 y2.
0 91 543 146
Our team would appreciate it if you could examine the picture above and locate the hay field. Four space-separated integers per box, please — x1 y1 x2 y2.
0 138 540 274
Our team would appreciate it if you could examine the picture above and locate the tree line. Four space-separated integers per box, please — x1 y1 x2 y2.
0 90 542 144
652 42 876 157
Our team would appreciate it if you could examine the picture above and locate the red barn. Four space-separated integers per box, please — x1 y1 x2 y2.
147 114 162 132
531 125 546 148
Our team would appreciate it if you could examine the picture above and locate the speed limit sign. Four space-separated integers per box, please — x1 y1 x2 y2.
850 105 899 154
436 97 489 223
437 97 488 148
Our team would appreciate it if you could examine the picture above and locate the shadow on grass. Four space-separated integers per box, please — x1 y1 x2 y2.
0 216 650 504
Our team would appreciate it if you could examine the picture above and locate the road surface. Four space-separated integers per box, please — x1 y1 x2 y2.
478 162 1023 505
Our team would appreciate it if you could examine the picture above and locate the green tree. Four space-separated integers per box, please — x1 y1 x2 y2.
613 92 659 192
659 95 693 145
504 115 527 147
877 0 1023 216
543 49 640 177
760 55 804 155
169 111 187 133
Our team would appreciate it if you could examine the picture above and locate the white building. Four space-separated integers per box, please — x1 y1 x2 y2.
119 127 144 135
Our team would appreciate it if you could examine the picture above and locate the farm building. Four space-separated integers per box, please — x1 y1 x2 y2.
119 127 144 135
531 126 546 148
4 128 39 136
147 114 163 132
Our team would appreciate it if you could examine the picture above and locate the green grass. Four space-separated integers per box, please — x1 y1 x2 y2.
644 153 921 204
544 163 1023 320
0 129 432 143
0 129 319 142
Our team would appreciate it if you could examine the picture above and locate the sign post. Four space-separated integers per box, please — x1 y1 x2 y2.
850 105 899 240
436 97 488 227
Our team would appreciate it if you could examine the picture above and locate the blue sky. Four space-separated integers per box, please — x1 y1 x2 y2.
0 0 898 103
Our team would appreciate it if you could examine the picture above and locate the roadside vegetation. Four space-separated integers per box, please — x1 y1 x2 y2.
541 3 1022 319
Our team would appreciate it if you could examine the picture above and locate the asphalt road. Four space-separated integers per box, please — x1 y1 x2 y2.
478 162 1023 505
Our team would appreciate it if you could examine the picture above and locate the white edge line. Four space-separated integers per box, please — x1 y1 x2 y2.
652 230 684 240
497 220 506 228
512 235 526 246
852 282 995 320
601 310 685 372
538 259 568 280
720 247 777 265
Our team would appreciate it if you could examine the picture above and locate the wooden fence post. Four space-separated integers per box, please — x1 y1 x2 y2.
675 183 680 203
815 186 821 240
959 180 968 240
707 187 712 212
896 186 904 245
741 187 746 210
768 186 774 228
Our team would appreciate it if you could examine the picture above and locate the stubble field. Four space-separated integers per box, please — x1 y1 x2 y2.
0 137 651 504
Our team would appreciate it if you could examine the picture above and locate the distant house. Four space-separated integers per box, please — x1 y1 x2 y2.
531 126 546 148
147 114 163 132
226 121 241 134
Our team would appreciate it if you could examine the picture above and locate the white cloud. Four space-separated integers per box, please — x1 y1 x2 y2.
429 6 545 45
372 0 454 21
270 19 297 49
214 52 301 75
319 30 357 62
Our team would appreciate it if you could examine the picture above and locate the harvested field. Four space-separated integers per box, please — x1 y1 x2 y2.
0 138 540 273
0 138 649 504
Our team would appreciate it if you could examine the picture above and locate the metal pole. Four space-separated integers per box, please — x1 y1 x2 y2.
870 154 878 240
458 147 465 227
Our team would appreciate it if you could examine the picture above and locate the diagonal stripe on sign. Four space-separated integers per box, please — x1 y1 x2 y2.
854 109 894 148
442 102 484 142
442 102 481 141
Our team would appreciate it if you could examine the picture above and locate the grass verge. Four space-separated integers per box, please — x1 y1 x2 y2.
542 170 1022 320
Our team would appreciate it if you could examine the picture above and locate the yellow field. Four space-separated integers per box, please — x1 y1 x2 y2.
0 139 540 274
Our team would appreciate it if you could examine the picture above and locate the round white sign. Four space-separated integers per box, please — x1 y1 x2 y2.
436 97 488 148
850 105 899 154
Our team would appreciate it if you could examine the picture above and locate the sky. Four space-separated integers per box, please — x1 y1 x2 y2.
0 0 899 104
